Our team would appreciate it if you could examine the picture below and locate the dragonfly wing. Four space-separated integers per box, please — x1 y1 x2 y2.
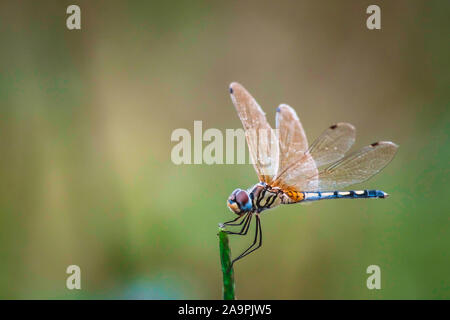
271 104 319 191
229 82 279 183
304 141 398 191
308 123 356 168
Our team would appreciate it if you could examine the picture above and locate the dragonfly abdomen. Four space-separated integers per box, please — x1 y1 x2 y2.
303 190 388 201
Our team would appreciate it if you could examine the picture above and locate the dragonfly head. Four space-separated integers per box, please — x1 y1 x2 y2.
227 188 252 215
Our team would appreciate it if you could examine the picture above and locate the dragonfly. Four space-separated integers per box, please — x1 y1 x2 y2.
222 82 398 266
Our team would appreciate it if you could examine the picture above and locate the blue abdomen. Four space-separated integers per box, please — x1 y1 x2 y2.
303 190 388 201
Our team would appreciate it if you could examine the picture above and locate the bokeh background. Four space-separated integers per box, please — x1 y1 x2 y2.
0 0 448 299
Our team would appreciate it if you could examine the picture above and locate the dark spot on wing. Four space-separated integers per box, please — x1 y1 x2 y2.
371 142 379 147
330 124 338 129
229 87 233 94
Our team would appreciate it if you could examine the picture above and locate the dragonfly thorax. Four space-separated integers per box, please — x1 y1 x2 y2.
249 183 283 213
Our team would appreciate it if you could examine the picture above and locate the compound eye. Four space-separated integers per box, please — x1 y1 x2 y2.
229 188 241 201
235 190 249 206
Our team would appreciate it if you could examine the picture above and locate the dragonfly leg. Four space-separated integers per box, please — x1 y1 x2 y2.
230 215 262 266
221 214 246 227
223 213 252 236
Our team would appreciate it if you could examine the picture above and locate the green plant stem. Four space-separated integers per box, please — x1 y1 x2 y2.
218 228 235 300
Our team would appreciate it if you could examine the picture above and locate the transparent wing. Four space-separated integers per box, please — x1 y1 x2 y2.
308 123 356 168
271 104 318 191
229 82 279 183
303 141 398 191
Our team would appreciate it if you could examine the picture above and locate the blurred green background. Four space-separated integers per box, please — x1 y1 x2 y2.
0 0 448 299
